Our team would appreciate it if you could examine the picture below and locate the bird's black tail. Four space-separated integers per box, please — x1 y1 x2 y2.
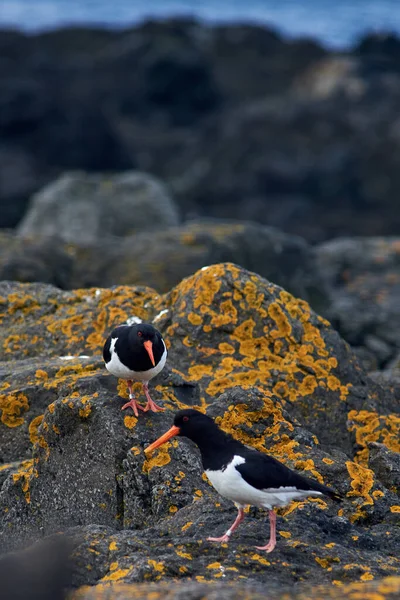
313 480 343 502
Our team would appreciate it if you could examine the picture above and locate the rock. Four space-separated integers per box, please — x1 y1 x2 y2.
17 171 180 243
0 231 73 288
315 237 400 368
0 220 329 311
368 443 400 494
0 264 399 592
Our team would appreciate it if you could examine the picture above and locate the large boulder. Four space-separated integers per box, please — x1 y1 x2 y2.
16 171 180 243
0 264 398 594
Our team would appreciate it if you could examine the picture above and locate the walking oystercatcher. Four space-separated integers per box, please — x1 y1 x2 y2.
145 409 342 552
103 323 167 416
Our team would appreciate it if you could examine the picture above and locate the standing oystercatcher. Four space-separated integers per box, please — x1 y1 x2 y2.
103 323 167 416
145 409 342 552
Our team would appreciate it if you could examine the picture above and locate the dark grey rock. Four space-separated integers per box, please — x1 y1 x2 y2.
315 237 400 368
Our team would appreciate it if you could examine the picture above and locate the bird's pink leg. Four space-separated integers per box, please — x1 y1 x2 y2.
255 509 277 553
142 382 164 413
207 507 245 543
121 380 146 417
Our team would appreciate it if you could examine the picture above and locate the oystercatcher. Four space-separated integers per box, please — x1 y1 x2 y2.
145 409 342 552
103 323 167 416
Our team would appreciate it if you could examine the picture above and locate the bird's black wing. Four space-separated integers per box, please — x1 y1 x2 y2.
102 325 129 363
235 448 342 500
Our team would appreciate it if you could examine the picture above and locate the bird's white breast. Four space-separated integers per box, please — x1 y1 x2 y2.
105 338 167 382
205 455 323 509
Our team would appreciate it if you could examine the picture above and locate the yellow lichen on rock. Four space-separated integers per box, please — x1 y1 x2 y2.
12 459 38 503
0 391 29 427
346 460 375 522
28 414 44 445
143 444 172 474
347 410 400 466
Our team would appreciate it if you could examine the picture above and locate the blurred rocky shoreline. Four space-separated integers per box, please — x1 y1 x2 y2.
1 19 400 240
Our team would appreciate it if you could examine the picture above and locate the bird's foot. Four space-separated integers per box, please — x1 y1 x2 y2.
207 535 230 544
121 398 146 417
143 398 164 413
255 541 276 553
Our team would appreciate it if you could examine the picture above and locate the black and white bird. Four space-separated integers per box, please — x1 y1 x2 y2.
145 409 342 552
103 323 167 416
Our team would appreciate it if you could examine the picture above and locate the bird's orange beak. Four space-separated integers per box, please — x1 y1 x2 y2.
144 425 180 454
143 340 155 367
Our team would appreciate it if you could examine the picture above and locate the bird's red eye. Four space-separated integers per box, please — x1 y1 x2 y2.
183 416 189 422
137 331 143 337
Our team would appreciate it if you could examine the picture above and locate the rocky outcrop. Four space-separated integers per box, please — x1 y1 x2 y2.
17 171 180 243
2 21 400 240
0 220 328 310
315 237 400 368
0 264 399 597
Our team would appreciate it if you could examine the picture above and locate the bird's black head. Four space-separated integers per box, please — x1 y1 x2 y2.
128 323 162 367
145 409 222 454
173 409 216 440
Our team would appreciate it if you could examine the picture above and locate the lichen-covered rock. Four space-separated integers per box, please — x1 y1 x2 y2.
315 237 400 368
0 264 399 593
17 171 180 243
0 280 158 362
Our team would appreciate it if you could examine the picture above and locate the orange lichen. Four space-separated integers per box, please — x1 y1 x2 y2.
147 560 165 576
175 547 192 560
12 459 38 504
143 444 172 474
101 567 132 582
279 531 291 538
28 415 44 445
294 459 324 483
0 392 29 427
346 460 375 522
124 416 138 430
35 369 48 380
188 312 202 326
347 410 400 466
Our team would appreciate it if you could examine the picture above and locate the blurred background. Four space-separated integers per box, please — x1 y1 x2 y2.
0 0 399 371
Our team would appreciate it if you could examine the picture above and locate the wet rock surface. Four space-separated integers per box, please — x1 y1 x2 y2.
0 264 399 597
1 21 400 241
